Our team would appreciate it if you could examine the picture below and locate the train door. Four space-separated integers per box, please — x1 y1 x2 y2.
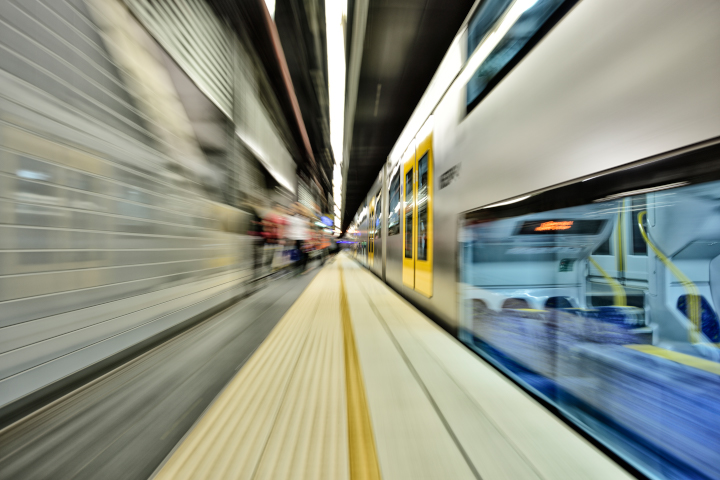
402 148 415 288
402 131 434 297
369 197 375 267
375 191 382 276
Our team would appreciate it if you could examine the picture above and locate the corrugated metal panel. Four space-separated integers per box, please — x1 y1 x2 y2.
0 0 251 409
124 0 233 118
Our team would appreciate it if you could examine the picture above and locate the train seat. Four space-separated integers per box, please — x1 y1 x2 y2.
589 306 645 327
544 296 573 309
676 295 720 342
502 298 531 309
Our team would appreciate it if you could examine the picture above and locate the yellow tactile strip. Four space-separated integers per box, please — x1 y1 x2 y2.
340 267 382 480
154 265 350 480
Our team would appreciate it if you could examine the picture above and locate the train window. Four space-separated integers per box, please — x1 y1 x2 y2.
467 0 513 55
460 177 720 480
593 237 611 255
417 154 429 260
466 0 573 112
631 195 648 255
404 169 413 258
376 196 382 239
369 204 374 254
388 169 401 235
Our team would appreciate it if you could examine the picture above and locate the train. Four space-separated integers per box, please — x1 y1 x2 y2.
348 0 720 478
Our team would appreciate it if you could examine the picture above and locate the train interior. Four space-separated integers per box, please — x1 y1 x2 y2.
459 181 720 479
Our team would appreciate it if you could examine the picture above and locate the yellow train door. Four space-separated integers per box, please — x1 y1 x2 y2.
414 132 433 297
402 130 433 296
369 197 375 267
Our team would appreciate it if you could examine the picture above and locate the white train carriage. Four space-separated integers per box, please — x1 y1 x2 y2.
348 0 720 478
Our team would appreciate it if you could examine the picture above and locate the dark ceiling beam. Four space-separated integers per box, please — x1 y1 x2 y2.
342 0 369 227
341 0 475 231
208 0 318 179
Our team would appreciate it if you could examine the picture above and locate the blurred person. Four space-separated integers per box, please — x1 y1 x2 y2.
320 233 330 265
264 203 288 271
243 201 265 281
329 237 339 258
264 203 285 245
286 203 310 273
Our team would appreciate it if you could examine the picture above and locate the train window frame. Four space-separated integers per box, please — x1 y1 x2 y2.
388 168 401 235
630 195 648 256
413 132 434 297
465 0 578 114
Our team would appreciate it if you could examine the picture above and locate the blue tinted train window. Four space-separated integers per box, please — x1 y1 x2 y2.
459 180 720 480
466 0 573 112
388 169 401 235
467 0 513 53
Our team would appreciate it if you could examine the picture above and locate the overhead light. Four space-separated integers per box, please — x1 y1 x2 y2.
327 0 347 229
264 0 276 19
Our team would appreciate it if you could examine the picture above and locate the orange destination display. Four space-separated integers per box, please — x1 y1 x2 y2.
515 219 606 235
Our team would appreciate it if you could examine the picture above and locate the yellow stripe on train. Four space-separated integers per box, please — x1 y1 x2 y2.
624 344 720 376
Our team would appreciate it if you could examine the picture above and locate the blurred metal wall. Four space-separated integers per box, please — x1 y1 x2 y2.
124 0 233 118
0 0 257 410
126 0 298 196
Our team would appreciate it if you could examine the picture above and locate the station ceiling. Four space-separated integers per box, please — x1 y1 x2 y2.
343 0 475 231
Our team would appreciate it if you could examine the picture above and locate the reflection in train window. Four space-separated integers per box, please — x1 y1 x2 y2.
467 0 513 54
388 169 401 235
405 169 413 258
417 154 428 260
466 0 570 111
460 180 720 480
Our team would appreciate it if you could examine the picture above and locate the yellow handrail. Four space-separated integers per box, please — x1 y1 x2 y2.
616 203 625 274
589 257 627 306
637 211 701 342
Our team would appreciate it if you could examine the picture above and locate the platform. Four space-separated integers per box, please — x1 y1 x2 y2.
0 269 322 480
152 253 630 480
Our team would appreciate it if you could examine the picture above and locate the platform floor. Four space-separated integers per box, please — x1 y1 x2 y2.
154 254 631 480
0 268 321 480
